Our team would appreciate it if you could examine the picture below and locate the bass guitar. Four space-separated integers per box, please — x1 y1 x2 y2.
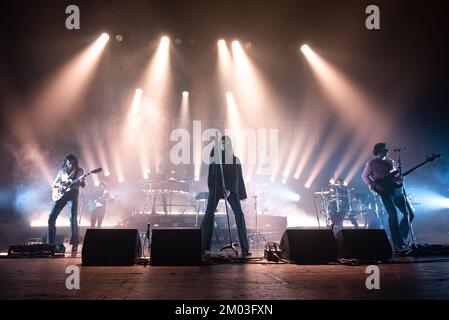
371 153 440 195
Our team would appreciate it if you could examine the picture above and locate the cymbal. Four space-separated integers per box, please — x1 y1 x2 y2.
178 179 197 184
142 178 163 183
314 191 330 195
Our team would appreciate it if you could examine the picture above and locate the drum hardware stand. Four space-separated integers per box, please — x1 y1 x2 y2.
251 195 265 254
312 194 321 228
195 201 200 227
373 193 386 229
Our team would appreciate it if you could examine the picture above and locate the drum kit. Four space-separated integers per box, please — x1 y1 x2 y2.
141 177 197 215
313 179 385 230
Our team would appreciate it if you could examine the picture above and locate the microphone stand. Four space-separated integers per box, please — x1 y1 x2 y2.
252 195 259 254
214 135 238 256
396 149 417 252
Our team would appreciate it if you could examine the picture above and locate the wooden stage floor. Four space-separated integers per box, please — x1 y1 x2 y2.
1 253 449 300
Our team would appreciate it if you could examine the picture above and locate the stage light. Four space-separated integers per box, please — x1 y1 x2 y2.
141 35 171 100
161 36 170 46
444 199 449 208
330 178 335 184
111 147 124 185
100 33 110 43
217 39 232 97
31 32 110 133
124 89 143 135
300 44 310 53
118 178 124 183
264 183 301 203
225 92 242 131
304 124 347 190
104 172 110 177
179 90 190 123
407 188 449 212
115 34 123 42
300 43 388 145
282 178 287 184
94 137 110 181
305 183 311 189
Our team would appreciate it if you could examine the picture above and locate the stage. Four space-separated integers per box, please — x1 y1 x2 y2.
1 254 449 300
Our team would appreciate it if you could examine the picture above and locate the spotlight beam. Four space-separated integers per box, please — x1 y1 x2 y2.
32 33 110 134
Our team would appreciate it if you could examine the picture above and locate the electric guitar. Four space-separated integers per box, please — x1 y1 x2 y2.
88 193 117 210
371 153 441 195
52 168 102 202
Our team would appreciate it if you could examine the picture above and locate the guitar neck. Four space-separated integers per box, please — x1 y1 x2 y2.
403 160 431 177
68 173 89 187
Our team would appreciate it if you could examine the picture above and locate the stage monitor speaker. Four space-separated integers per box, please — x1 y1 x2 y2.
150 228 202 266
336 229 392 261
82 229 141 266
280 229 337 263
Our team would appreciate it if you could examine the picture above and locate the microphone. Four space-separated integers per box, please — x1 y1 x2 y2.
394 147 407 152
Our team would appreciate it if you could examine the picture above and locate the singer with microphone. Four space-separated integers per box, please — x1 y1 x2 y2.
200 135 251 257
362 142 414 251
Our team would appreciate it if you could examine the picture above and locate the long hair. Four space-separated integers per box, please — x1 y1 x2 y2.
61 154 79 173
221 135 234 156
210 135 235 164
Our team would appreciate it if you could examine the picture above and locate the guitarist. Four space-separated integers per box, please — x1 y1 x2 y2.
362 143 414 250
48 154 86 252
90 182 113 228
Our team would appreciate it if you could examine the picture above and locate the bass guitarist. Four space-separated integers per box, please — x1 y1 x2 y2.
362 143 414 251
48 154 86 252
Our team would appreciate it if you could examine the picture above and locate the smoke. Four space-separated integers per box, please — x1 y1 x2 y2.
6 143 54 220
13 181 50 217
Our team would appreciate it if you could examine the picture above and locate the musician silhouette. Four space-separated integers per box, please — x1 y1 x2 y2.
200 135 251 257
48 154 86 252
362 143 414 250
90 182 112 228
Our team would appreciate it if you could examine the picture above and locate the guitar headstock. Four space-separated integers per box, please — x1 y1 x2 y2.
426 153 441 162
91 168 103 174
84 168 103 177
